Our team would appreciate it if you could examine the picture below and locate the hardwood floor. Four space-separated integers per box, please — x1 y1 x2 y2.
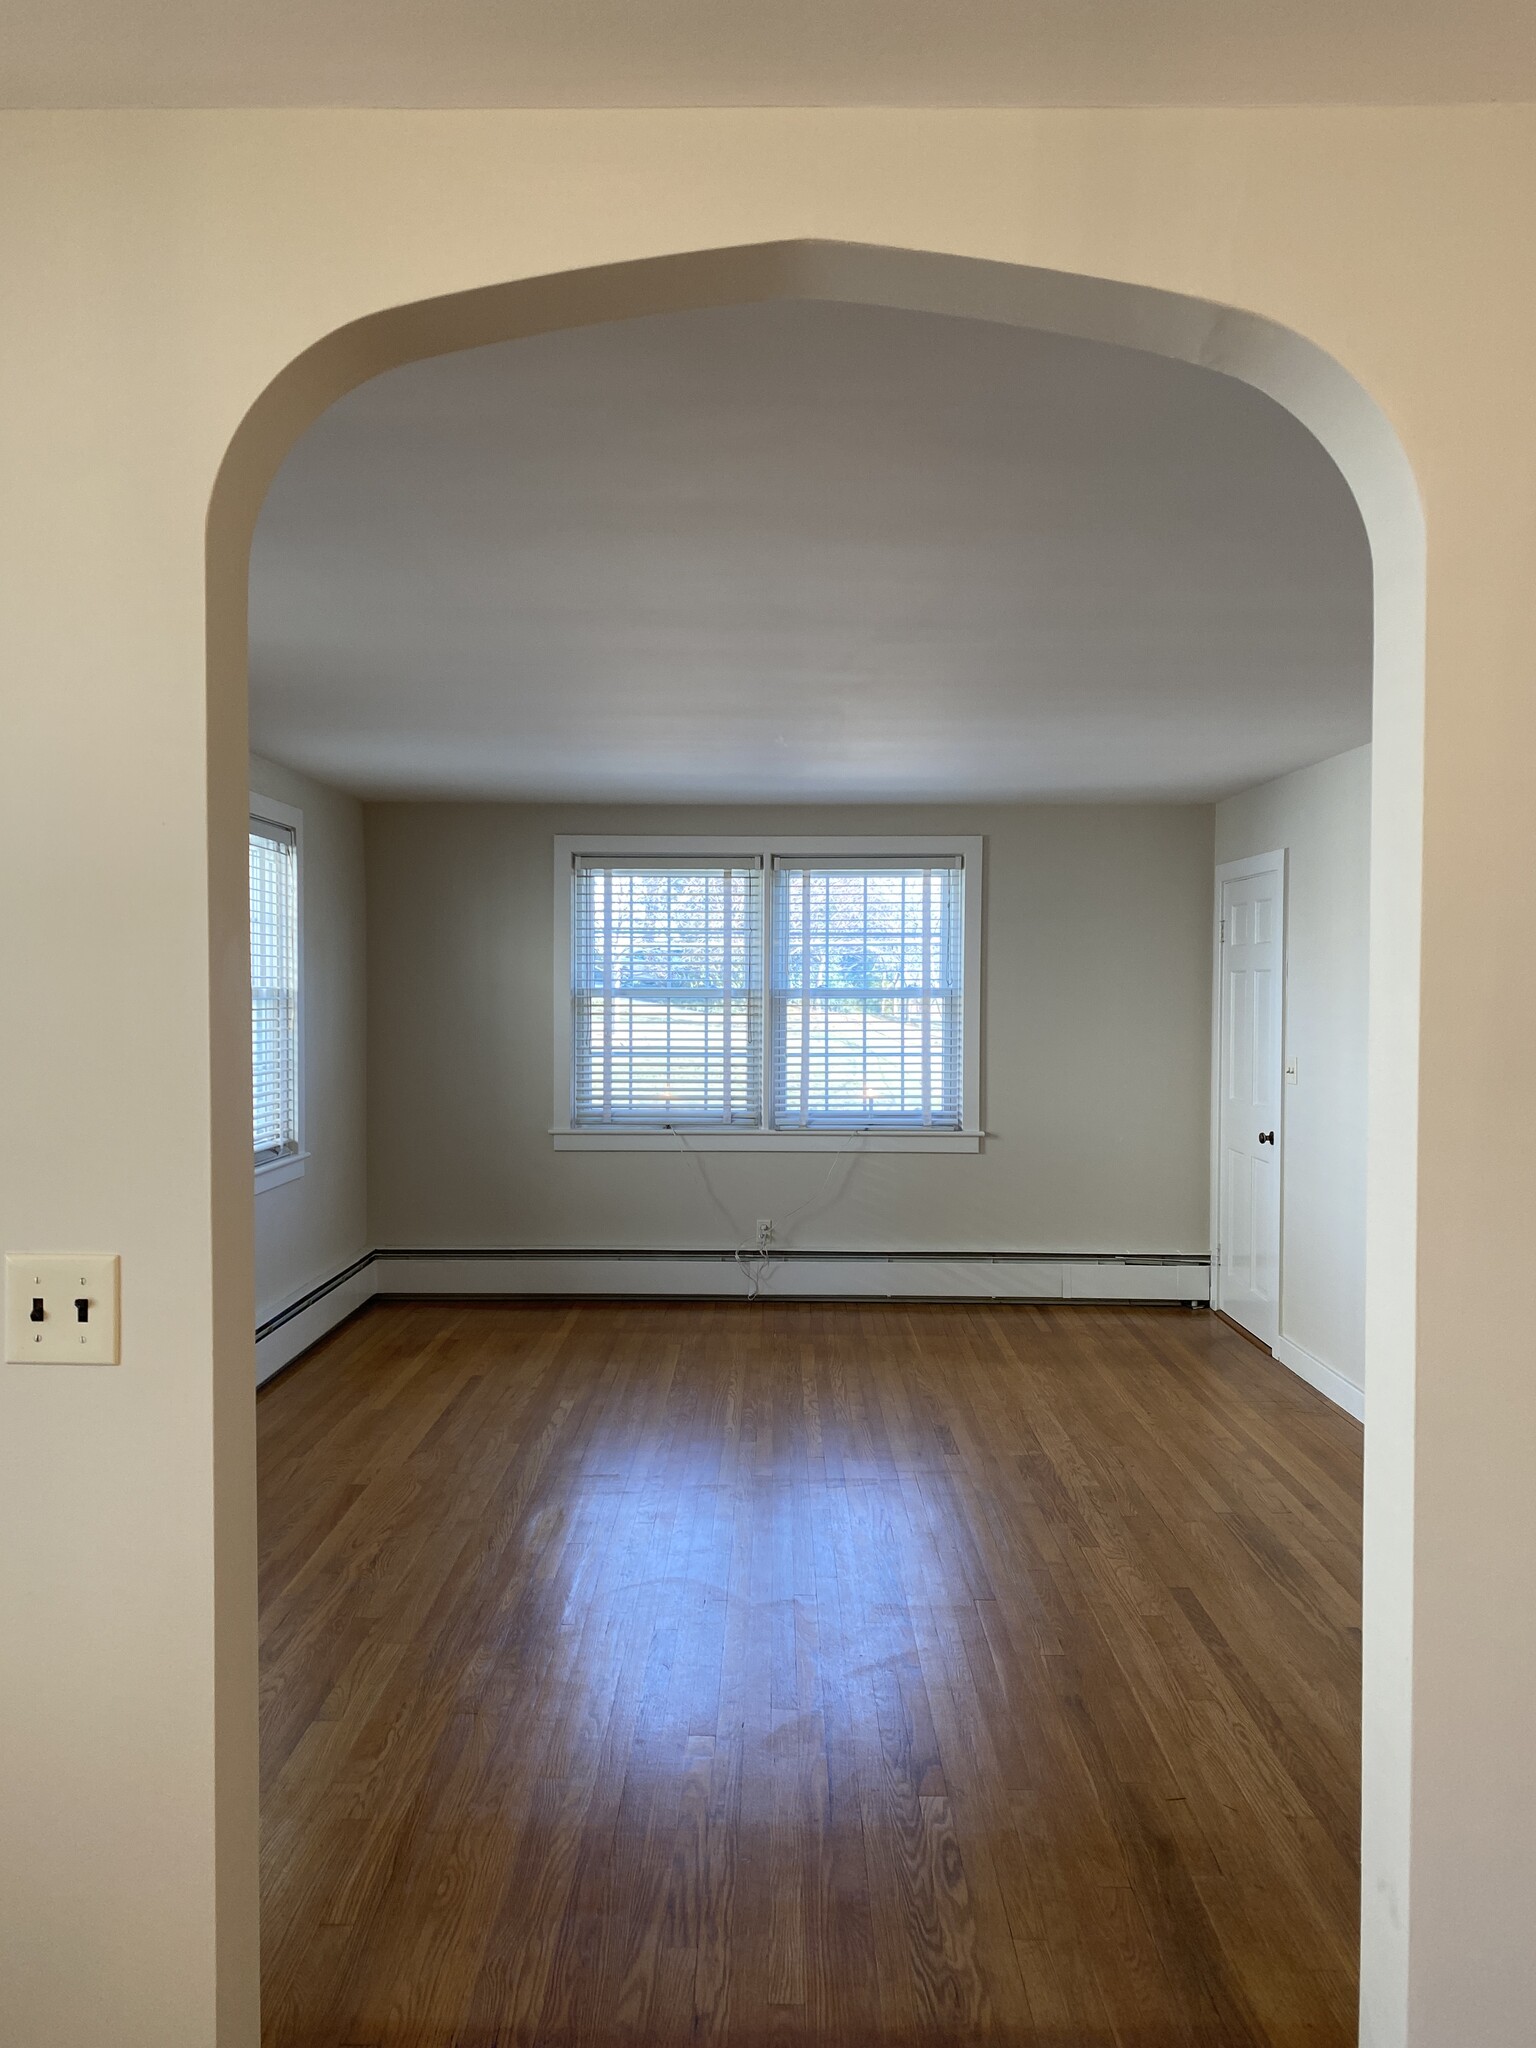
258 1300 1363 2047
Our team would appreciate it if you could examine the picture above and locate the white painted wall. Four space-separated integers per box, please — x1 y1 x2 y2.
364 801 1215 1257
1217 744 1371 1398
248 755 369 1340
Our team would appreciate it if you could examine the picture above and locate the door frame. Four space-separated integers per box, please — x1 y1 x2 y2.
1210 848 1288 1338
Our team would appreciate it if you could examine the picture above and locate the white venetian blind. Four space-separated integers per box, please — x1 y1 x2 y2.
571 858 763 1126
250 818 299 1161
771 859 965 1130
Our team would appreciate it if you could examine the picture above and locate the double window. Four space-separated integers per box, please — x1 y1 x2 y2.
559 838 980 1145
250 804 302 1172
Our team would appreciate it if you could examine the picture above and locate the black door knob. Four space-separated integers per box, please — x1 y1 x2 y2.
1259 1130 1275 1145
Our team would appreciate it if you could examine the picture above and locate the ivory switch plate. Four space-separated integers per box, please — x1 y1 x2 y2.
5 1254 120 1364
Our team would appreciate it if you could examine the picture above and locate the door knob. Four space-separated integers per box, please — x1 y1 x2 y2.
1258 1130 1275 1145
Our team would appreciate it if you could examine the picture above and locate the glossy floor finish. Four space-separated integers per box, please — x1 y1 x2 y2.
258 1300 1363 2047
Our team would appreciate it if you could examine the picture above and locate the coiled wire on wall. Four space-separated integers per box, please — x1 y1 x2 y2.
666 1127 866 1301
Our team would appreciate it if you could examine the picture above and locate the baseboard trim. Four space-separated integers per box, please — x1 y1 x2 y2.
256 1255 377 1385
370 1247 1210 1305
253 1248 1211 1375
1273 1334 1365 1422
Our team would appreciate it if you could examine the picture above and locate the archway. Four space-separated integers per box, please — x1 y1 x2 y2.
210 239 1424 2042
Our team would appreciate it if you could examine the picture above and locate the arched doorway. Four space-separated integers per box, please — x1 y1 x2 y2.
211 240 1424 2041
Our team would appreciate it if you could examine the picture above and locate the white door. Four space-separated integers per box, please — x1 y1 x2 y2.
1216 855 1285 1347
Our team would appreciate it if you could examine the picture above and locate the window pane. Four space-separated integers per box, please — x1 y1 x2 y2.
572 863 763 1126
250 822 299 1159
771 865 964 1129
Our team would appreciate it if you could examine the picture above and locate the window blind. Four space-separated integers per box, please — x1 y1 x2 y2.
250 818 299 1161
771 859 964 1129
571 858 763 1126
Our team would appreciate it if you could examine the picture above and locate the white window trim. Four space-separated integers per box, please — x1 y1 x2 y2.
254 1151 311 1192
552 834 984 1152
251 791 307 1193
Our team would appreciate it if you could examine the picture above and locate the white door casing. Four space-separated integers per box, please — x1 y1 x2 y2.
1214 852 1285 1348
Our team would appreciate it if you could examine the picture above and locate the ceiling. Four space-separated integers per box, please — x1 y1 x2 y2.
7 0 1535 107
248 299 1371 805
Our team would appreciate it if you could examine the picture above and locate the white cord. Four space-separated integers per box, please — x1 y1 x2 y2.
668 1127 771 1301
769 1129 866 1244
734 1244 769 1302
666 1125 866 1304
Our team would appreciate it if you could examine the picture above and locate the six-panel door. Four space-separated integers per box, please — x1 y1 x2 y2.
1218 862 1284 1347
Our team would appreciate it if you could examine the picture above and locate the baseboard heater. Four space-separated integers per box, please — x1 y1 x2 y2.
256 1247 1210 1384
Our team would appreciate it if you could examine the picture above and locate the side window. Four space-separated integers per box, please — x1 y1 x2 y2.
250 809 301 1167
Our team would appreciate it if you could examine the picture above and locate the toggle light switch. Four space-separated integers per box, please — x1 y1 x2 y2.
5 1255 120 1364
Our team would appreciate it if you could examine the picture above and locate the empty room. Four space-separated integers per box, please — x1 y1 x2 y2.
8 23 1536 2048
249 297 1370 2043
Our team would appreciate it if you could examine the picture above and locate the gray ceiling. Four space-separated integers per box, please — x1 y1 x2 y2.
249 299 1372 805
9 0 1534 106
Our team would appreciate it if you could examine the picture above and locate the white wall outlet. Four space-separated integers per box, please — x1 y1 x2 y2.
1284 1055 1300 1085
756 1218 774 1248
6 1254 120 1364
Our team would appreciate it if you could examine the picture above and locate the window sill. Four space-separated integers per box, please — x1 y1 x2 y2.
255 1151 309 1193
550 1129 983 1154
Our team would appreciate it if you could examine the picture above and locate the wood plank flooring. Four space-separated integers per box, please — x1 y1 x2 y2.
258 1300 1363 2047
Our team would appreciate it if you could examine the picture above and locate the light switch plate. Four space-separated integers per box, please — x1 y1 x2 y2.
1284 1055 1300 1085
6 1254 120 1364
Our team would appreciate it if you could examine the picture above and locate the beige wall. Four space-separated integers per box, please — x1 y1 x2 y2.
3 107 1534 2048
366 802 1215 1255
249 754 368 1345
1218 745 1371 1395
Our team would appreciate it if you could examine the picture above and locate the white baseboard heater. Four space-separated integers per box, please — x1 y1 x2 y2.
256 1248 1209 1384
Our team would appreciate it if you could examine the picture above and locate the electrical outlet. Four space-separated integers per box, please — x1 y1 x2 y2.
5 1254 120 1364
1284 1055 1299 1085
756 1218 774 1248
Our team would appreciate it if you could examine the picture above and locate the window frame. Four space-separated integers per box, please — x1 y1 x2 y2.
552 835 983 1152
250 792 308 1192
